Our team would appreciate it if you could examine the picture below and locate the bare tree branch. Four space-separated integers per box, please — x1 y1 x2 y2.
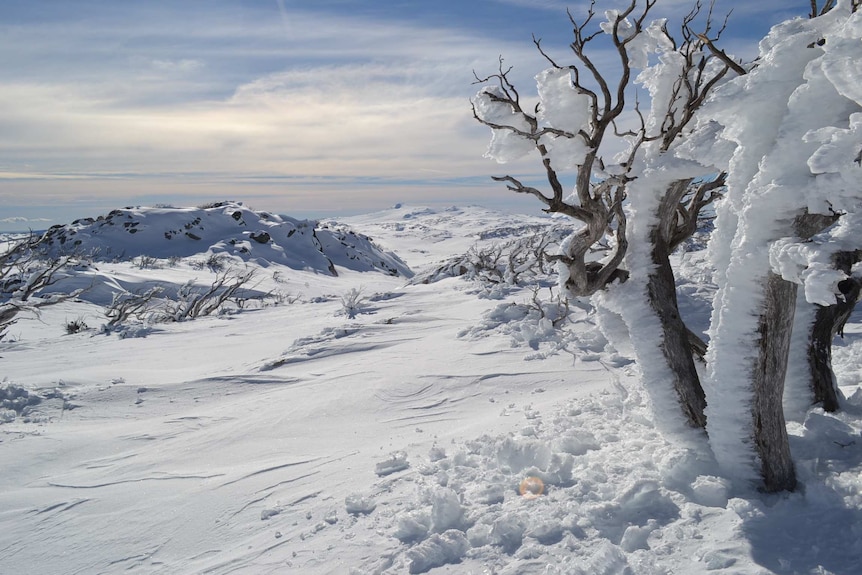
695 30 747 76
667 173 727 252
810 0 837 18
472 0 742 300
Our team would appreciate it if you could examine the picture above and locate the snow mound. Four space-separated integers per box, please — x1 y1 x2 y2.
332 386 723 574
406 529 470 574
328 371 862 574
38 201 411 277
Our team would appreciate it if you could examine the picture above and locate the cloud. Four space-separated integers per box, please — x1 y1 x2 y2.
0 216 51 224
0 4 548 190
0 0 784 224
149 59 205 73
0 64 505 181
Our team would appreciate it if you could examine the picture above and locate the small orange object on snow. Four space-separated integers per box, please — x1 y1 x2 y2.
519 476 544 499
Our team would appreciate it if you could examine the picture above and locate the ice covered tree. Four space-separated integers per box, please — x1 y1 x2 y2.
475 0 862 492
677 0 862 492
472 0 740 432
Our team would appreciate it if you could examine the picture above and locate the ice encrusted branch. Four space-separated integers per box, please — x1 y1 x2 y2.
472 1 669 298
770 212 862 306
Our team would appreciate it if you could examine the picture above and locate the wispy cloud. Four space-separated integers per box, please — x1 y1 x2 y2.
0 0 792 228
149 59 205 73
0 216 52 224
0 4 544 182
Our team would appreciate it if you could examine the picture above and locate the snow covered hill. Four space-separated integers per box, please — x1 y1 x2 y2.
2 204 862 574
38 201 411 278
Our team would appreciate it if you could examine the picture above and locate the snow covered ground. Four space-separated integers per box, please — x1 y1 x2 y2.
2 203 862 574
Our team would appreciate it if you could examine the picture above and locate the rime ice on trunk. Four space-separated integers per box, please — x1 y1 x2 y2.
474 1 739 432
647 238 706 427
752 272 799 491
607 172 715 432
645 177 726 428
695 4 862 491
750 216 836 492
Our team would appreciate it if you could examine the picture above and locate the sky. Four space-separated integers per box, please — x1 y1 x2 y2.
0 0 803 231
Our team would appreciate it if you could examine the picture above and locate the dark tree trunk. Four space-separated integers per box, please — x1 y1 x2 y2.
749 212 838 492
647 235 708 428
645 178 707 429
752 272 798 492
807 252 861 412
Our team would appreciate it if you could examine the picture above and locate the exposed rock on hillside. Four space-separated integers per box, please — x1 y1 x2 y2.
39 202 411 277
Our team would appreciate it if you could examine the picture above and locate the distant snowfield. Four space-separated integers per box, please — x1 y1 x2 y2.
2 204 862 574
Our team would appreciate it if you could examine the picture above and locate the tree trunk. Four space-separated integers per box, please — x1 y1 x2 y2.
749 212 837 492
647 233 707 428
646 178 707 428
752 272 798 492
806 250 861 412
808 276 859 412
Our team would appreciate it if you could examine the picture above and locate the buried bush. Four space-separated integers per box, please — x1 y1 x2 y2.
189 253 229 272
64 317 89 335
339 287 368 319
103 287 163 331
2 234 85 341
160 268 256 321
136 255 160 270
101 267 258 333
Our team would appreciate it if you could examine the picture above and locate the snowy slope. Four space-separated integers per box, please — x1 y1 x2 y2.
334 204 564 271
2 204 862 575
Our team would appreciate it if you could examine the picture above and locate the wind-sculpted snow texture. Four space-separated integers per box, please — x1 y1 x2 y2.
2 204 862 574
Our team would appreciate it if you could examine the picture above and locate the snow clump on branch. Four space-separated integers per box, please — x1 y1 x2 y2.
473 87 536 163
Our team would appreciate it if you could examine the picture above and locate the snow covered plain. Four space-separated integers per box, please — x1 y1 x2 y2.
2 203 862 574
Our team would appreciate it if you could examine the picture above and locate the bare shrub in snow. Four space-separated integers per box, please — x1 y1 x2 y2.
528 286 570 329
189 253 228 272
103 287 163 331
414 227 569 286
135 255 160 270
460 288 576 355
160 268 256 321
102 267 256 331
339 287 368 319
265 290 300 307
64 317 89 335
1 234 85 340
